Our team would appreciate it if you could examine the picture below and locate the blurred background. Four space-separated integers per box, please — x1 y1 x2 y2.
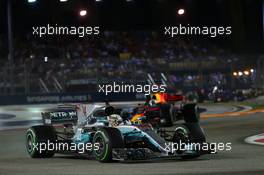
0 0 264 104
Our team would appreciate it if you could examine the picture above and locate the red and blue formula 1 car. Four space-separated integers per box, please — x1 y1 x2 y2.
129 92 188 126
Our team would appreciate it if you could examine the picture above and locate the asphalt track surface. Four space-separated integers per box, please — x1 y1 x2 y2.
0 103 264 175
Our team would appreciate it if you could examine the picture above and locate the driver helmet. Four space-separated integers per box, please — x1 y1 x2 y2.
107 114 123 127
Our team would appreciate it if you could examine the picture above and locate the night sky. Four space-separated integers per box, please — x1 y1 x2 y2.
0 0 263 51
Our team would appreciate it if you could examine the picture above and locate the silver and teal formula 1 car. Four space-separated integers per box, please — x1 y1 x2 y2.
26 103 213 162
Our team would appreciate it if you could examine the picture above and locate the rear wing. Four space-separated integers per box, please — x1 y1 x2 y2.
152 93 185 104
41 109 78 125
165 94 185 102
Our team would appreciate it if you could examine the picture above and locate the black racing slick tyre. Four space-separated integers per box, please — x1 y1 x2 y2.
160 104 173 127
92 127 124 163
172 124 205 159
182 103 200 123
172 124 191 154
26 125 57 158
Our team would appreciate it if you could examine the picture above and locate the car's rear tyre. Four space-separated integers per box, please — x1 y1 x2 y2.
160 104 173 127
93 127 124 163
26 125 57 158
182 103 200 123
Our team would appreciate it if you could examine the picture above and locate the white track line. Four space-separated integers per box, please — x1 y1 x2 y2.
245 133 264 146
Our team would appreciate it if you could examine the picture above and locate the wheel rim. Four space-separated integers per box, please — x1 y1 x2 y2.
26 133 33 153
174 127 190 153
177 130 189 143
175 127 189 143
94 136 105 156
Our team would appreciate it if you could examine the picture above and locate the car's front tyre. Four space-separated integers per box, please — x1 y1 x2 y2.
92 127 124 163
